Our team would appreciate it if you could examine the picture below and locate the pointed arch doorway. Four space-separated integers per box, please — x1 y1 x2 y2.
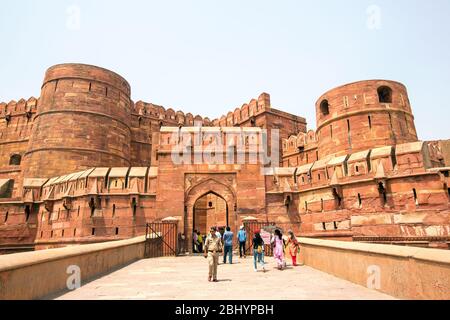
193 191 229 237
185 178 237 253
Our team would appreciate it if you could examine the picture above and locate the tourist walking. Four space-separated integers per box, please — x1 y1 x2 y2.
222 227 234 264
214 227 223 265
215 227 222 240
237 226 247 258
193 230 199 253
271 229 286 270
286 230 300 266
197 232 203 253
204 227 223 282
178 233 186 255
252 230 265 272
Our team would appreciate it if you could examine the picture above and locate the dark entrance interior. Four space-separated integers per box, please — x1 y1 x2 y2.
193 192 229 237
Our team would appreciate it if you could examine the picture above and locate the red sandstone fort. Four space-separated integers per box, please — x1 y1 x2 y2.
0 63 449 253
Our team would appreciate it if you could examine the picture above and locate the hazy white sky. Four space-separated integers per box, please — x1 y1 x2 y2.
0 0 449 140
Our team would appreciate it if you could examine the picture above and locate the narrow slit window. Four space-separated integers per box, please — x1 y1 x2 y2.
368 115 372 129
347 119 352 148
132 198 137 217
404 113 409 133
92 228 96 236
25 206 31 222
379 182 387 206
357 193 362 207
322 222 326 230
389 113 393 130
115 227 119 235
90 198 95 217
413 188 418 205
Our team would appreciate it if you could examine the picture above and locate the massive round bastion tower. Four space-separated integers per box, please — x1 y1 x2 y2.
22 64 132 178
315 80 418 158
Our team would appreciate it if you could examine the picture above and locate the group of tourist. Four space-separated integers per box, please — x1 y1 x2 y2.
202 225 300 282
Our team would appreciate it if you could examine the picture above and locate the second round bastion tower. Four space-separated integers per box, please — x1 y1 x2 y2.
23 64 132 178
315 80 419 158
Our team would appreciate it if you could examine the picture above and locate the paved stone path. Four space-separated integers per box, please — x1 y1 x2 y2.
56 256 394 300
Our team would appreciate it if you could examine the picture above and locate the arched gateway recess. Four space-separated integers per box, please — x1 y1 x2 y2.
185 178 237 253
194 191 229 236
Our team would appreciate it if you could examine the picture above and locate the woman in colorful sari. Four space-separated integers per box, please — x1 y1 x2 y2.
271 229 285 270
286 230 299 266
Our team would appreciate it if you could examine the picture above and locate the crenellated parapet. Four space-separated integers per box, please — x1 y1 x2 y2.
0 97 39 183
0 97 38 120
211 93 272 127
282 130 317 156
133 100 211 127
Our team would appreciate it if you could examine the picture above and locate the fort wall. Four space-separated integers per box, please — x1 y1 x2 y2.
0 63 449 252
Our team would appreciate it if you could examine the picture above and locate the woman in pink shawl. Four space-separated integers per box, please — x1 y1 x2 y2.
271 229 285 270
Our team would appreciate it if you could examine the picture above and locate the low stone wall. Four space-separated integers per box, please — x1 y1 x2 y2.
298 238 450 300
0 236 146 300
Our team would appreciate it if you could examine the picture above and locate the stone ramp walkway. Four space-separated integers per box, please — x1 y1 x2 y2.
56 256 394 300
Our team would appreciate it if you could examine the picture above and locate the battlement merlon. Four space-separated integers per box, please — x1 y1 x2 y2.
132 100 211 127
210 92 306 128
0 97 38 118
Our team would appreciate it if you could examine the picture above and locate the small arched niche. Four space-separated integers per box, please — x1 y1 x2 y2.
320 100 330 116
377 86 393 103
